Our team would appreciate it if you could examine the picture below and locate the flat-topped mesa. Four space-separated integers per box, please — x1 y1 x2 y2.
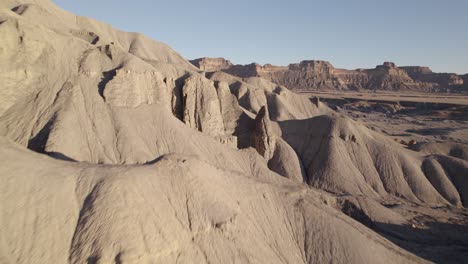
271 60 346 90
222 63 287 78
223 63 263 78
400 66 464 87
365 62 428 91
373 62 414 77
288 60 335 72
399 66 434 75
190 58 467 92
189 57 233 72
374 62 409 76
262 63 286 71
381 61 397 68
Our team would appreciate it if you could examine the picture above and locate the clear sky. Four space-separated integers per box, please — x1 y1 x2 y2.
52 0 468 74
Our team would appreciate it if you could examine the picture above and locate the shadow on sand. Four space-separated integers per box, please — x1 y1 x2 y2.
374 221 468 263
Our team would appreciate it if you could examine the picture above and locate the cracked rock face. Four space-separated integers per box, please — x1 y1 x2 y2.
215 81 242 136
182 76 225 137
252 106 276 160
103 70 173 108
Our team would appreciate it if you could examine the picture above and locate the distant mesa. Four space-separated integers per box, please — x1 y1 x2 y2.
401 66 465 87
190 57 467 93
189 57 233 72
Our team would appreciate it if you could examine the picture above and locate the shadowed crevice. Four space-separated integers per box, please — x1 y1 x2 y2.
97 68 119 99
46 151 76 162
27 115 57 153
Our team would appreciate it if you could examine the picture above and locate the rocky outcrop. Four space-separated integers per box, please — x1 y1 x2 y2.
215 81 242 135
252 106 276 160
181 76 225 137
252 106 305 182
333 69 369 90
179 76 242 147
268 60 347 90
189 57 233 72
214 81 243 147
400 66 464 91
223 60 346 90
191 58 467 93
103 70 173 108
223 63 288 78
363 62 429 91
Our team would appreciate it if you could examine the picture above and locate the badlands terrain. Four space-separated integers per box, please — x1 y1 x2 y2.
0 0 467 263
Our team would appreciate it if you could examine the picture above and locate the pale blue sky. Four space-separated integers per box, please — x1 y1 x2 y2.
53 0 468 74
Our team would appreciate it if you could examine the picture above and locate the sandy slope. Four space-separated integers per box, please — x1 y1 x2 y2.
0 137 424 263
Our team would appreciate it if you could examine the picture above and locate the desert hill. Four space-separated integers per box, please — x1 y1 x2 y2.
191 58 468 92
0 0 467 263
